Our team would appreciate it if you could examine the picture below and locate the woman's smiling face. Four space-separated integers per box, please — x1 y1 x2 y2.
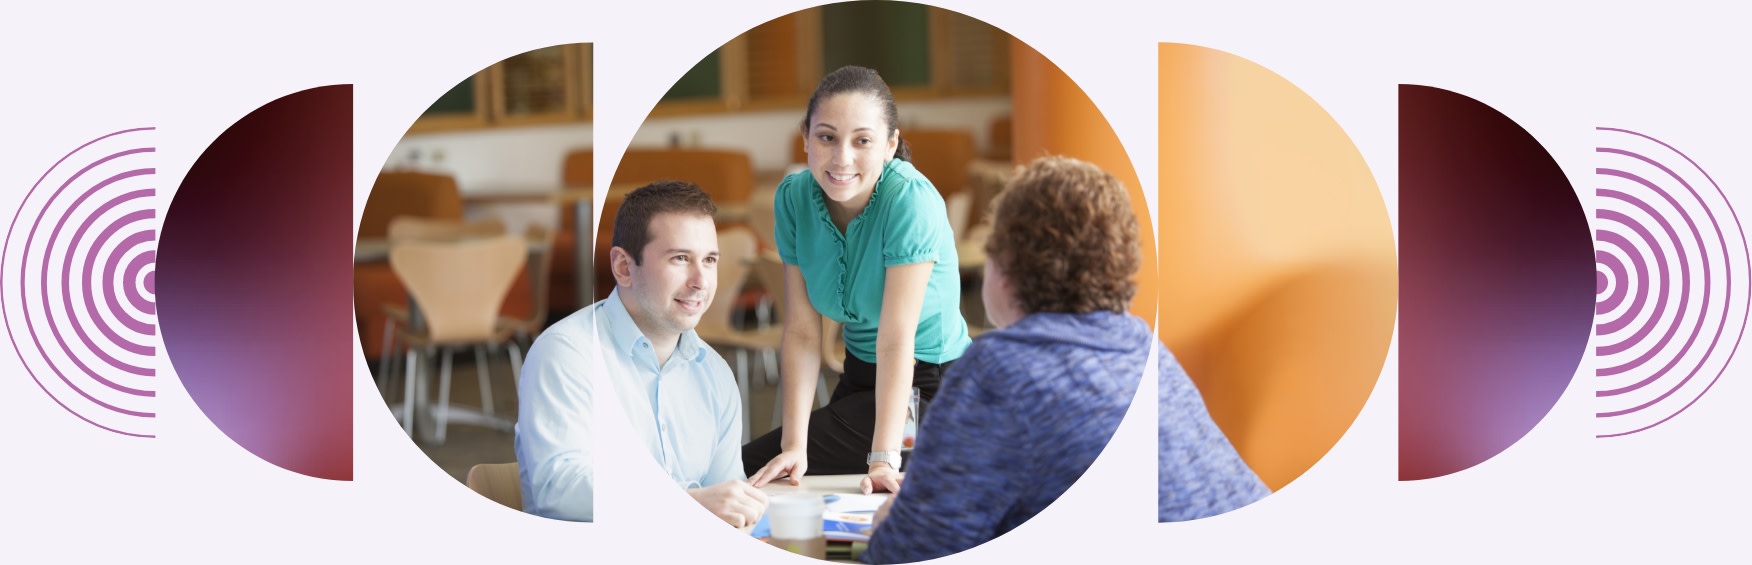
804 92 899 206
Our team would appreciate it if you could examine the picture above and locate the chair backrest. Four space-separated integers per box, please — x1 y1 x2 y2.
613 148 755 206
465 462 523 511
747 186 779 253
986 115 1013 161
695 226 757 336
750 250 786 321
361 171 465 239
390 234 527 343
945 191 973 241
562 149 592 189
386 217 506 242
898 129 976 198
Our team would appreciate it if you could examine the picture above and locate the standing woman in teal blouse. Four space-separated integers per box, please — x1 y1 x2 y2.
744 66 971 494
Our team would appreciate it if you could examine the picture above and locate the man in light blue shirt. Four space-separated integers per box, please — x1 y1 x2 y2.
515 180 767 526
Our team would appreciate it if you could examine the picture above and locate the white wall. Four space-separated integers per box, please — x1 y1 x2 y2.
388 94 1011 189
387 122 595 192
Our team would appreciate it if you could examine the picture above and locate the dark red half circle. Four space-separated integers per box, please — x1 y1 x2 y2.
159 85 353 481
1398 85 1594 481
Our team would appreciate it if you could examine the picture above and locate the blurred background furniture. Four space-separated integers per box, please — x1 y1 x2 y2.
691 227 786 443
389 234 528 445
555 149 594 313
500 224 557 350
356 171 465 367
591 148 758 302
465 462 524 511
898 128 976 200
375 217 509 398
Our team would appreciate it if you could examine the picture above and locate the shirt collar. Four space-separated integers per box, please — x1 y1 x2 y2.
600 287 706 364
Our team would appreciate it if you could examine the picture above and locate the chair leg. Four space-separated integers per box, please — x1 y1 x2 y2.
736 348 751 444
474 344 494 419
435 347 454 445
379 318 397 399
761 348 780 386
401 347 418 436
507 342 524 383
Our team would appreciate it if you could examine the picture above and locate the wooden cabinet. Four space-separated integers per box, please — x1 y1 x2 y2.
410 43 593 133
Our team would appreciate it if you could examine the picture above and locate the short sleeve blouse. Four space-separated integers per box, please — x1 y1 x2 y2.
772 158 971 364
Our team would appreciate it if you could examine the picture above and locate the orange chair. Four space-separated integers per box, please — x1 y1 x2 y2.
614 148 754 206
986 115 1013 161
355 171 464 362
359 171 466 239
593 148 757 302
499 223 557 346
902 129 977 199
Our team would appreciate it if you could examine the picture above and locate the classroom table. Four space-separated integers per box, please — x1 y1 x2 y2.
745 474 896 563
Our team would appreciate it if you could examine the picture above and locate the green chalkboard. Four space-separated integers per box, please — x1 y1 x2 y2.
663 50 723 101
423 76 477 116
821 2 930 87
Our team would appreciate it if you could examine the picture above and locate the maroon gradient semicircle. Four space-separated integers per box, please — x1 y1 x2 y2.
158 85 353 481
1399 85 1594 481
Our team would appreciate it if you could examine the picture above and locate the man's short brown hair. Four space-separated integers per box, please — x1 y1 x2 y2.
611 180 717 264
985 156 1139 314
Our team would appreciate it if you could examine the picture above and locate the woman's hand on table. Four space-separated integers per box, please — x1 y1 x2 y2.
860 464 903 495
750 449 809 487
688 480 769 528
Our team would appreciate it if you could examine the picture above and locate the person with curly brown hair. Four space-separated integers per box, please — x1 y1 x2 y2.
861 156 1267 563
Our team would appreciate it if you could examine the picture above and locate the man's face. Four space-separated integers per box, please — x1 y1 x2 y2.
614 212 719 342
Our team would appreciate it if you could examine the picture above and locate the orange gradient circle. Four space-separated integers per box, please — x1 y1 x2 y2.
1157 43 1397 491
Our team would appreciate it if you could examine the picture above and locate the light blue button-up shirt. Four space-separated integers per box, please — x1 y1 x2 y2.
515 289 745 521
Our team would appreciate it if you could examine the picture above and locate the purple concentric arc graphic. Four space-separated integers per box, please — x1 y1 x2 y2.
3 127 159 438
1593 127 1748 437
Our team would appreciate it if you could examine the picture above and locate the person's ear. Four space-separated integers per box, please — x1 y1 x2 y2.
885 129 900 161
610 246 636 288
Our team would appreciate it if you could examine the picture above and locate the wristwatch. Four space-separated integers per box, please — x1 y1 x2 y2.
867 450 903 470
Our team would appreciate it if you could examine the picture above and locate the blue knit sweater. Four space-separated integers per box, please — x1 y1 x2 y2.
862 311 1267 563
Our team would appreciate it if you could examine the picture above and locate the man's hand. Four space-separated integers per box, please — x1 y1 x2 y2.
750 449 809 487
687 480 769 528
860 463 903 495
